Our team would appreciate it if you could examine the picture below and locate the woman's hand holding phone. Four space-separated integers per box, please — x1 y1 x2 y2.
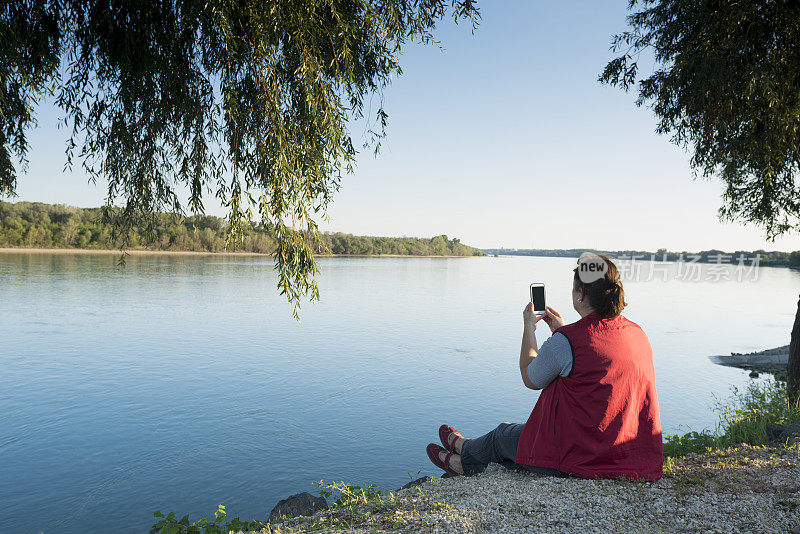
523 302 546 331
542 306 565 334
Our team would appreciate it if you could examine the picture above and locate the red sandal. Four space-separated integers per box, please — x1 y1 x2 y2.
426 443 461 477
438 424 463 453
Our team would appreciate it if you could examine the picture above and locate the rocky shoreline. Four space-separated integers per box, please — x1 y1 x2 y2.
709 345 790 377
259 443 800 533
244 349 800 532
256 424 800 533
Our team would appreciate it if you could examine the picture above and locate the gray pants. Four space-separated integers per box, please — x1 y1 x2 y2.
459 422 571 478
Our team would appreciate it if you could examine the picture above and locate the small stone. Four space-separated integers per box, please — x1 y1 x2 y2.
268 492 328 523
766 423 786 442
778 424 800 441
397 476 433 491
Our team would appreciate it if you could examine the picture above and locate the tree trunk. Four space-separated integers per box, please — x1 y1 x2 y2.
789 295 800 406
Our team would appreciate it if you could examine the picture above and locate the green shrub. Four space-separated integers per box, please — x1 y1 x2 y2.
149 481 399 534
663 377 800 458
149 505 266 534
663 429 718 458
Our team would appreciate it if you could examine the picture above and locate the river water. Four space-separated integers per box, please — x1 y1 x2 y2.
1 251 797 533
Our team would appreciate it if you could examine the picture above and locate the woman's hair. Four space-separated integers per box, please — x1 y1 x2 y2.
572 254 626 318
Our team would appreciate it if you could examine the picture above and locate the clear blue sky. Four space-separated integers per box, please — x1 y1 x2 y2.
11 0 800 252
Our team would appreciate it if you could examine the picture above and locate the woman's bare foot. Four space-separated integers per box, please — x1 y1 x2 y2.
438 450 464 475
446 431 465 454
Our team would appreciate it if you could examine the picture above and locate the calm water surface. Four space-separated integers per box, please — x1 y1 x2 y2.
1 252 798 533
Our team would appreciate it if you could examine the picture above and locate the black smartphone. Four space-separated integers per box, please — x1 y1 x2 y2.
530 283 546 315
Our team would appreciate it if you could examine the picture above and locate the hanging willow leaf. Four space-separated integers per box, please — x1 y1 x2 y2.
0 0 480 317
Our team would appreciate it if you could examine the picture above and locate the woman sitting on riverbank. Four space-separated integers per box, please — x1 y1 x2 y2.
426 254 663 481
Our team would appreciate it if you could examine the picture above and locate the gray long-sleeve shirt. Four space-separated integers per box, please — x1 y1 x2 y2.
526 332 574 389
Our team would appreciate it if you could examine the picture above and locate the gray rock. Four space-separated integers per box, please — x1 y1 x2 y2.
396 476 433 491
766 423 800 443
767 423 785 441
709 346 789 376
268 492 328 523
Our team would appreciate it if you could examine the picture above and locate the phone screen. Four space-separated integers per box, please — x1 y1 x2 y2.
530 284 545 312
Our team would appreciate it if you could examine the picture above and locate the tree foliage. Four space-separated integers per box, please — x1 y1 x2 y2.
601 0 800 403
0 200 485 256
600 0 800 239
0 0 480 314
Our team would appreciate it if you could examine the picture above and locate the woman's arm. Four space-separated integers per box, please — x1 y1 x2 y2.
520 302 542 390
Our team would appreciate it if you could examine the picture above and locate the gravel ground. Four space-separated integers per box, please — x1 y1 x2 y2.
260 442 800 533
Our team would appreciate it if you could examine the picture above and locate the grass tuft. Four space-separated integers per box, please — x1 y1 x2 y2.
663 377 800 458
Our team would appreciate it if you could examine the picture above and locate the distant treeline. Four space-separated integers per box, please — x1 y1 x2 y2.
483 248 800 267
0 201 485 257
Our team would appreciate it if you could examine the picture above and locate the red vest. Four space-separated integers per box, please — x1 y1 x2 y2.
515 312 663 480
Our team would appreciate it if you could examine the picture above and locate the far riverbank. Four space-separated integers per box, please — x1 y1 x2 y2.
485 247 799 269
0 201 486 257
0 247 478 259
